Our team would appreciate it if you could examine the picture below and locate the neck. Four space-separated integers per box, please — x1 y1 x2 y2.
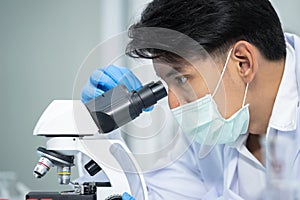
247 58 285 135
246 134 264 165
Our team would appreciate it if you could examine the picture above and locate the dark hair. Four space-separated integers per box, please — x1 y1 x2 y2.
126 0 286 62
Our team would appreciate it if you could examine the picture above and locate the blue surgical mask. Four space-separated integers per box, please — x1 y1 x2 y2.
171 49 250 145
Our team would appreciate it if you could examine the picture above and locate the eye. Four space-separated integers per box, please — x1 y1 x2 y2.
175 75 188 86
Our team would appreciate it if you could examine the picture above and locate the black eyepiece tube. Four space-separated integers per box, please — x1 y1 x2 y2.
149 81 167 102
135 81 167 109
85 80 167 133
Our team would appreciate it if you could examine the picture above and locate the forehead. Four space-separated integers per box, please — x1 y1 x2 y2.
153 57 218 77
153 57 223 94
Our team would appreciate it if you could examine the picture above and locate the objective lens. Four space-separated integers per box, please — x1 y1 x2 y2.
33 156 53 178
57 165 71 184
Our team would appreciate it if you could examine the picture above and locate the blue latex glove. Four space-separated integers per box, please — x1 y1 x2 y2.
122 192 135 200
81 65 153 111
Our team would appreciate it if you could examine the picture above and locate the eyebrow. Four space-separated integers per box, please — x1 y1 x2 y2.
165 66 188 78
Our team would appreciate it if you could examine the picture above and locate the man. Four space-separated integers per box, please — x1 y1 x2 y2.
82 0 300 199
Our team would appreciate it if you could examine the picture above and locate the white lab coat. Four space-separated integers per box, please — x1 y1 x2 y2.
143 33 300 200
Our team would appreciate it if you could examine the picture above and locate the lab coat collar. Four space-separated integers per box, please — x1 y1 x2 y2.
268 39 299 131
227 133 264 166
227 133 248 149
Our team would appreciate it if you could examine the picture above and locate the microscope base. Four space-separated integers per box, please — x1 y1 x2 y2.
26 192 97 200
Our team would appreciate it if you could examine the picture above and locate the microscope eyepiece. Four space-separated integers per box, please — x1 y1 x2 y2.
133 81 167 110
85 80 167 133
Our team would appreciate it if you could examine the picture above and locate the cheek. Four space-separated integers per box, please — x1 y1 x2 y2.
189 78 210 100
168 89 180 109
167 80 210 109
167 86 200 109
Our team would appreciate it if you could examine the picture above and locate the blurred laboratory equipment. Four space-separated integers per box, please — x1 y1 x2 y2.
264 133 300 200
0 171 30 200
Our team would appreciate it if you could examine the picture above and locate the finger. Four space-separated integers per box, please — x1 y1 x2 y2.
90 68 117 91
122 69 143 91
104 65 142 91
81 82 104 103
143 105 154 112
103 65 128 83
122 192 135 200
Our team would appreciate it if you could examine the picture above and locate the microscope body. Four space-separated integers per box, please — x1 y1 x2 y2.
28 100 148 200
27 81 167 200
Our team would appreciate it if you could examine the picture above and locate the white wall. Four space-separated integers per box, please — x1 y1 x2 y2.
271 0 300 35
0 0 101 190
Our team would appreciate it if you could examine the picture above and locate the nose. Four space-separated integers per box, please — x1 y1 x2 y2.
168 89 180 109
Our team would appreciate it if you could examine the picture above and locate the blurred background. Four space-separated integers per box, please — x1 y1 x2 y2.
0 0 299 192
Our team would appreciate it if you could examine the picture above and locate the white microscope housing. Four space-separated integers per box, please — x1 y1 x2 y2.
32 100 149 200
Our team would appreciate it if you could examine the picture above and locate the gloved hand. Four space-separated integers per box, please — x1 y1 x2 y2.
81 65 153 111
122 192 135 200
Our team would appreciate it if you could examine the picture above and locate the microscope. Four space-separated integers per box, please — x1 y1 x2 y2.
26 81 167 200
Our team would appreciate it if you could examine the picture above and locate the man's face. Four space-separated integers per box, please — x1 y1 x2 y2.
153 57 224 109
153 50 250 120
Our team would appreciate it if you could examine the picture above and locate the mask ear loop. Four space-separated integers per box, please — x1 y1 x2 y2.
212 48 233 98
242 83 249 107
198 48 234 159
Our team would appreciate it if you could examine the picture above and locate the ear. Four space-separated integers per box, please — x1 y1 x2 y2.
232 41 258 83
